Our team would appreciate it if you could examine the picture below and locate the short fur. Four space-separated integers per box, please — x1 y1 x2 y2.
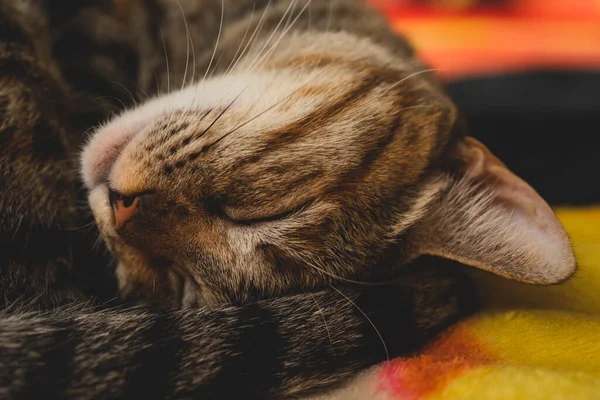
0 263 475 399
82 0 459 306
0 0 573 398
0 1 477 396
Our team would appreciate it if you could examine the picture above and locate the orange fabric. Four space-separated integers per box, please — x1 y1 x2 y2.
377 326 496 399
371 0 600 79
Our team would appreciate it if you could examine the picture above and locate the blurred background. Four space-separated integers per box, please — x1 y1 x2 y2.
371 0 600 205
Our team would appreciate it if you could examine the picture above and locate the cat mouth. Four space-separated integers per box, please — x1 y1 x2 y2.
90 186 203 308
150 258 203 308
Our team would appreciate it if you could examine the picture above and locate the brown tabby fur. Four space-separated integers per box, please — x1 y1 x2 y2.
0 0 81 306
82 0 461 306
0 0 573 398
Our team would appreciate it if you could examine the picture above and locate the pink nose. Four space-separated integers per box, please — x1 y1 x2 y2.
110 192 140 230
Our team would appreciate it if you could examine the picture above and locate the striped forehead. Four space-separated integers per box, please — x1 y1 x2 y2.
161 69 347 120
105 67 356 191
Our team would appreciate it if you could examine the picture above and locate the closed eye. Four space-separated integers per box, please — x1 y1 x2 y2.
204 199 311 225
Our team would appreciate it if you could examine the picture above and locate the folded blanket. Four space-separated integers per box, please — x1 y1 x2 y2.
317 207 600 399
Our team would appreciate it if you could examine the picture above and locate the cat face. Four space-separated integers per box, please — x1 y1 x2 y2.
82 32 576 306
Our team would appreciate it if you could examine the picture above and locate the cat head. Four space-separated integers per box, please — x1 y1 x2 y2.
81 32 575 306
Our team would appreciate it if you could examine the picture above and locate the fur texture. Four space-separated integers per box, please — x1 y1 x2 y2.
0 0 83 307
0 265 475 399
81 0 572 306
0 0 573 398
0 1 477 397
82 0 459 306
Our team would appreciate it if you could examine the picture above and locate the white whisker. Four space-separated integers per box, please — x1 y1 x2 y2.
329 284 389 361
306 290 333 346
206 61 330 149
159 27 171 93
384 68 445 94
243 0 298 74
208 52 226 79
190 21 197 85
201 0 225 85
110 81 137 106
177 0 191 90
97 95 126 111
227 0 273 75
304 260 406 286
132 83 151 101
252 0 314 69
223 3 256 77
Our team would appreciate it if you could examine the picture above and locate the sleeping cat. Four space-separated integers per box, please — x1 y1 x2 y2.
81 0 575 304
0 0 575 398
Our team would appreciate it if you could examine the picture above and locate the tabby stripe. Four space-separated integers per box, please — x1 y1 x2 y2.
357 116 402 173
189 304 282 398
264 54 412 87
280 169 325 195
0 120 16 150
0 56 68 116
231 73 387 172
30 116 70 162
431 115 466 169
329 104 407 196
120 313 185 399
17 319 81 399
0 56 45 87
0 12 33 48
52 36 138 109
266 73 385 143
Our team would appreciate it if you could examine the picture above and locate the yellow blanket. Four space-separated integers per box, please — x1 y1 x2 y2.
320 207 600 400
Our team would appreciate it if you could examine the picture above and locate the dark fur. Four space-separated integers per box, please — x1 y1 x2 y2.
0 0 82 307
0 1 476 398
1 263 476 399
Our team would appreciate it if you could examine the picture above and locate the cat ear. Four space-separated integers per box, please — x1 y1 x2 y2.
416 137 576 284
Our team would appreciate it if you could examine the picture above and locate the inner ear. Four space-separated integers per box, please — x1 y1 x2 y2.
415 137 576 285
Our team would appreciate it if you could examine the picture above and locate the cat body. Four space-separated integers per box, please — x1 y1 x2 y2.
0 0 85 307
1 265 474 399
0 0 574 398
0 2 477 397
81 0 574 306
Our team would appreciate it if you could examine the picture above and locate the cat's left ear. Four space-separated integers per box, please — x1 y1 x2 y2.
415 137 576 284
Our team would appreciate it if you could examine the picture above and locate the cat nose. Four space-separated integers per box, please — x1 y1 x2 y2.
109 190 141 230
